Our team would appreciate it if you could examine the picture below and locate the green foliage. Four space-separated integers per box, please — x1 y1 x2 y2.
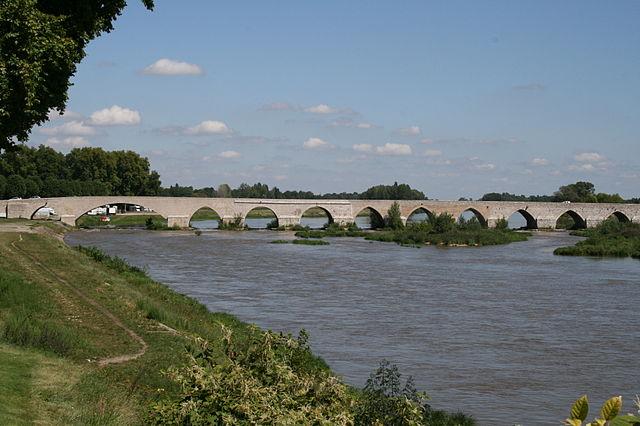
354 360 426 425
430 213 456 234
0 0 153 148
387 201 404 230
555 181 597 203
150 327 352 425
76 245 145 275
292 239 330 246
359 182 427 200
554 219 640 258
366 213 528 247
218 215 246 230
0 145 160 197
194 229 202 236
564 395 640 426
495 217 509 230
295 222 367 239
265 218 279 229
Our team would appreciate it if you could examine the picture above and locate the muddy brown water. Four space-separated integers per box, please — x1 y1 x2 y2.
65 227 639 425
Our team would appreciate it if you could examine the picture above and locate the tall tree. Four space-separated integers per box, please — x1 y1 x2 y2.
0 0 154 149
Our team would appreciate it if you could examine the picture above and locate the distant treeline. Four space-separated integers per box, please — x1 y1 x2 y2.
1 145 637 203
163 181 427 200
0 146 427 200
0 145 160 198
480 181 636 204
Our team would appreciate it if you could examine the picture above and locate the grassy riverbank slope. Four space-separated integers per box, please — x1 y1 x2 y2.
554 219 640 258
0 221 474 425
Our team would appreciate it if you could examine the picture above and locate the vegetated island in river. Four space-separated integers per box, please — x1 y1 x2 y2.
0 219 473 425
554 218 640 259
296 215 530 248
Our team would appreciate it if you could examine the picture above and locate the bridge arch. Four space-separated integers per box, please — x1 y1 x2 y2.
74 202 164 227
244 206 279 229
458 208 487 228
300 206 334 229
406 207 434 224
354 206 385 229
555 210 586 229
189 206 222 229
506 209 537 229
608 211 630 223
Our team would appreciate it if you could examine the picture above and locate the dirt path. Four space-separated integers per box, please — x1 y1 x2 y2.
9 234 148 366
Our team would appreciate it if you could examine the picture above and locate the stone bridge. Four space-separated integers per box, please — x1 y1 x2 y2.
2 196 640 229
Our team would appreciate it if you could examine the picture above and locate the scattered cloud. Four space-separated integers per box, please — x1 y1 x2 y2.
45 136 89 149
574 152 605 163
424 149 442 157
474 163 496 171
304 104 338 114
352 144 373 153
330 118 375 129
218 150 241 159
303 137 330 150
530 157 549 166
40 121 96 136
397 126 421 136
89 105 141 126
376 143 412 156
259 102 296 112
142 58 204 76
185 120 231 135
512 83 546 91
273 175 288 181
478 137 522 145
568 163 596 172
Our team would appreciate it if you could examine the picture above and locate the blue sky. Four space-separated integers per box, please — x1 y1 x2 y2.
33 1 640 199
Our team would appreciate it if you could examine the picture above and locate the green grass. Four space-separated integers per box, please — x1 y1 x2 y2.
270 239 330 245
554 219 640 258
76 214 165 228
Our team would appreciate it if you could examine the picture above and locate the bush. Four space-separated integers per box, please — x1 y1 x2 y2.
386 201 404 230
218 215 246 230
150 327 351 424
554 220 640 259
292 239 330 246
77 245 146 275
266 218 279 229
494 217 509 230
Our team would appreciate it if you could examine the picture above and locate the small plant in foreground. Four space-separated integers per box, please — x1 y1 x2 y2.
564 395 640 426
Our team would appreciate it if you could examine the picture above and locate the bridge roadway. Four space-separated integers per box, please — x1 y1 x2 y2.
2 196 639 229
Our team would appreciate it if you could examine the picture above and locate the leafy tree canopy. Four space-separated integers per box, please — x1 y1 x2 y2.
0 0 153 149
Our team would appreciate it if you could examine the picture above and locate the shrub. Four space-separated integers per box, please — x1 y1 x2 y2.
386 202 404 230
428 213 456 234
218 214 245 230
292 239 329 246
495 217 509 230
150 327 352 425
563 394 640 426
266 218 279 230
77 245 146 275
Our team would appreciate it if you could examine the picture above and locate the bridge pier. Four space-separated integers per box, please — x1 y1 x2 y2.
60 215 77 226
167 216 190 229
277 216 301 228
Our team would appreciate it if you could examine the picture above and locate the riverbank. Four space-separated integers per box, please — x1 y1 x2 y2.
0 220 474 424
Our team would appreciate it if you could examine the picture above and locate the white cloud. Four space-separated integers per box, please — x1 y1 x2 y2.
45 136 89 149
574 152 605 163
143 58 203 75
185 120 231 135
303 137 330 150
424 149 442 157
376 143 412 156
273 175 288 181
218 150 241 159
40 121 96 136
89 105 141 126
397 126 421 136
356 122 374 129
569 163 596 172
260 102 295 111
352 143 373 153
421 138 434 145
530 157 549 166
304 104 337 114
474 163 496 171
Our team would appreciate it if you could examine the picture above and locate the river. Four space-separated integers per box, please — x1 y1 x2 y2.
65 227 639 425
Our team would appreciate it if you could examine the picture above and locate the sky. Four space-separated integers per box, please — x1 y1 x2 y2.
31 1 640 199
